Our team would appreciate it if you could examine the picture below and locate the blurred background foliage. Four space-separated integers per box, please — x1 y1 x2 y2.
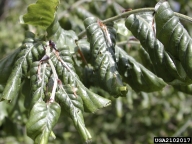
0 0 192 144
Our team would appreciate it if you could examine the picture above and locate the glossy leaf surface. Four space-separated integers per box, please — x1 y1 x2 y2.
125 14 192 85
51 46 111 113
56 85 92 142
47 18 78 54
155 1 192 80
84 17 127 97
116 46 166 92
27 101 61 144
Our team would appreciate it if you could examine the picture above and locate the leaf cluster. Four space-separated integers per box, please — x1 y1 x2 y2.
1 0 192 143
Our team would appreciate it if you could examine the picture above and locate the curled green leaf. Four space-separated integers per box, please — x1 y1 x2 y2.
51 46 111 113
125 14 192 85
84 17 127 97
56 85 92 142
28 62 51 109
1 32 45 102
155 1 192 80
116 46 166 92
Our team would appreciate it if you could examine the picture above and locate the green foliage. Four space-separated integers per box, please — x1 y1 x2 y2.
0 49 20 84
125 13 191 85
47 18 78 53
29 61 51 109
84 17 127 96
116 46 166 92
26 101 61 144
23 0 60 29
155 1 192 80
1 0 192 144
56 87 92 141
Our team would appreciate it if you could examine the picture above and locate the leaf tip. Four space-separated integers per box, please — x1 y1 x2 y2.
85 139 92 144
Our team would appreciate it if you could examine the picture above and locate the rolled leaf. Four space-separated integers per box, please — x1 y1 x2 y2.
1 32 45 101
56 85 92 142
51 46 111 113
155 1 192 80
84 17 127 97
116 46 166 92
28 62 51 109
1 58 22 101
125 14 192 85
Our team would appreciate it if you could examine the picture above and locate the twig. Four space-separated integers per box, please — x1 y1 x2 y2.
43 43 58 102
175 12 192 23
78 8 192 39
117 40 140 46
48 59 58 102
78 8 154 38
75 40 89 67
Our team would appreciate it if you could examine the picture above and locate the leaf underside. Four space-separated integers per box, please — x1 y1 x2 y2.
23 0 60 29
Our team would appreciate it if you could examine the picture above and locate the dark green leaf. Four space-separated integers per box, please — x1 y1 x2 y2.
0 48 20 84
29 62 51 109
138 47 154 72
84 17 127 97
116 46 166 92
51 46 111 113
138 12 154 25
1 60 22 101
125 14 192 85
27 101 61 144
56 85 92 142
47 18 78 54
155 1 192 80
1 32 45 102
174 84 192 94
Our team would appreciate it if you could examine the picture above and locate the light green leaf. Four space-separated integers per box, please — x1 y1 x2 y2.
74 7 95 20
115 20 129 36
22 0 60 29
27 101 61 144
116 97 123 118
